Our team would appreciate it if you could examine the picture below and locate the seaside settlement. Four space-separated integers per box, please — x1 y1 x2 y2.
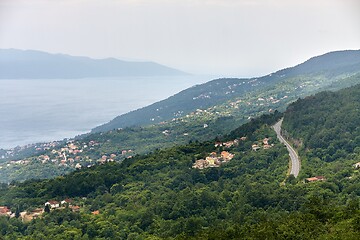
0 140 134 171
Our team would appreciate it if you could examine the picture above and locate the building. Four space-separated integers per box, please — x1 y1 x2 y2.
305 176 326 183
0 206 11 216
45 200 60 209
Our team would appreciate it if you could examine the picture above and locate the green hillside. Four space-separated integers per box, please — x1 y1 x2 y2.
0 84 360 239
282 84 360 179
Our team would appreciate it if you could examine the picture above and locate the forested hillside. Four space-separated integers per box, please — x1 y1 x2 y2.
1 86 360 239
283 84 360 179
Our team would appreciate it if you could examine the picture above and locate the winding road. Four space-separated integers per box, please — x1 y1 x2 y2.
273 118 300 178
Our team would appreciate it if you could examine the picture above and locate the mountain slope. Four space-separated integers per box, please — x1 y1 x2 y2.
282 84 360 178
0 49 187 78
93 50 360 133
1 87 360 239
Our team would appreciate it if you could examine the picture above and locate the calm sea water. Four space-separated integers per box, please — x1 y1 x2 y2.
0 76 214 149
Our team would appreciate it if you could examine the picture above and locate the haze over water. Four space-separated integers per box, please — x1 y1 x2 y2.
0 76 212 149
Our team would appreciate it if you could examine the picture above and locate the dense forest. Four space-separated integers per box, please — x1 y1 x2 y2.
283 84 360 178
1 82 360 239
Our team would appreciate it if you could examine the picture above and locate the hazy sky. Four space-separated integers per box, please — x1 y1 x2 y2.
0 0 359 76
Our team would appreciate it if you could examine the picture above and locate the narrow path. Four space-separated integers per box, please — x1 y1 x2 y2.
273 118 300 178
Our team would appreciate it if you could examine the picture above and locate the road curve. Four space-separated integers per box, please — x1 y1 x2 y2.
273 118 300 178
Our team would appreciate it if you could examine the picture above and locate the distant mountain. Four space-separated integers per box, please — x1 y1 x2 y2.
92 50 360 133
0 49 187 78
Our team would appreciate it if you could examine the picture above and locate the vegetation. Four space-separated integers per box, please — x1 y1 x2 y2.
283 84 360 180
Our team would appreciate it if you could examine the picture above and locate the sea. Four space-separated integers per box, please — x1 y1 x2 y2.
0 75 215 149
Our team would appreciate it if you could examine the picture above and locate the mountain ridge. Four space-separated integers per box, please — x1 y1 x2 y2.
0 49 188 78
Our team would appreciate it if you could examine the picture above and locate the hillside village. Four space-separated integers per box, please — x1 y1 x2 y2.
193 151 235 169
193 136 275 169
0 140 134 172
1 198 89 222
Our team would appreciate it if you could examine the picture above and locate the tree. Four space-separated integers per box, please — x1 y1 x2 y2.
44 204 51 213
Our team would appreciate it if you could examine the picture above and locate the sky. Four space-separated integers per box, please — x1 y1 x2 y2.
0 0 359 77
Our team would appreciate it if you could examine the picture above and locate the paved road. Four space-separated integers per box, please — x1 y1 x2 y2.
273 118 300 178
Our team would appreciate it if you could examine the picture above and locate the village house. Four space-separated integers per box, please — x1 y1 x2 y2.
0 206 11 216
68 143 78 150
75 163 82 169
221 151 234 162
70 206 81 212
45 200 60 209
305 176 326 183
20 208 44 222
205 156 220 167
60 159 67 166
353 162 360 169
61 199 72 207
192 159 209 169
263 144 271 150
252 144 261 151
91 210 100 215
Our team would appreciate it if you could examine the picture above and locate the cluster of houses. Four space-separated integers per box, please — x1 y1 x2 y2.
227 95 289 110
0 141 61 160
353 162 360 169
45 199 80 211
215 137 247 148
1 139 136 171
16 199 82 222
1 198 102 222
193 151 235 169
0 206 12 217
252 138 274 151
17 199 82 222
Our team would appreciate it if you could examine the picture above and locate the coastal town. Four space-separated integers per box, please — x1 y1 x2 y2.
0 139 134 173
